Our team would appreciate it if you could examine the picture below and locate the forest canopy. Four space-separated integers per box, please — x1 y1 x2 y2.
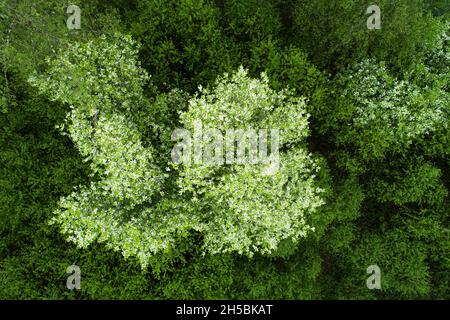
0 0 448 299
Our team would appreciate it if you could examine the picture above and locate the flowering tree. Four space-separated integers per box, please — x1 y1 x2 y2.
30 34 326 269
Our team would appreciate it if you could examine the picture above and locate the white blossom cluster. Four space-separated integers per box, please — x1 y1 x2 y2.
176 67 324 256
335 57 449 159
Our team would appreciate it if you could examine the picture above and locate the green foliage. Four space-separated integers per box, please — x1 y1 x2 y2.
249 41 327 98
331 58 449 161
218 0 282 55
125 0 236 92
352 230 431 298
290 0 444 73
1 0 448 300
367 159 448 206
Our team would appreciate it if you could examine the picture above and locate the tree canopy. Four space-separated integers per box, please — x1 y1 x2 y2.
0 0 448 299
